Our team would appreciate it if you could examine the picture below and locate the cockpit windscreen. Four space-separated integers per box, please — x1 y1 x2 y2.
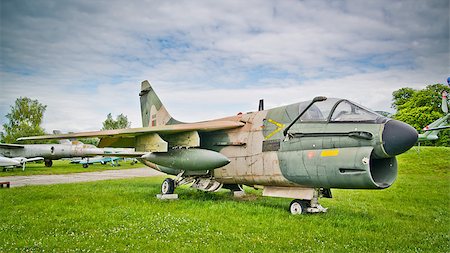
298 98 383 123
330 100 382 122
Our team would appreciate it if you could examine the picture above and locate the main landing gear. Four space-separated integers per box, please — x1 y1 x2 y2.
159 171 243 196
158 174 329 215
161 178 175 195
44 159 53 167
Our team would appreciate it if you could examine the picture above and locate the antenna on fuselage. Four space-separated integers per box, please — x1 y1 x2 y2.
283 96 327 137
258 99 264 111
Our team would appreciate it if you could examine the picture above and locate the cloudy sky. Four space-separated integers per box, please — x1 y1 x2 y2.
1 0 448 133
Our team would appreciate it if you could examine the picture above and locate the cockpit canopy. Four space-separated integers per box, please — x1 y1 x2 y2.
297 98 384 123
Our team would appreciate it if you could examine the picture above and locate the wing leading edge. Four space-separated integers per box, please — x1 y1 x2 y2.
18 121 245 152
0 143 25 149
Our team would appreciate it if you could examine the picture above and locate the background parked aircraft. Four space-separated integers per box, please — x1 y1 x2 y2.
0 142 102 168
418 90 449 142
0 155 44 171
70 156 123 168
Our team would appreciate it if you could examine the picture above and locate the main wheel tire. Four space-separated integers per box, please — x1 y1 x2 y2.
161 178 175 195
44 160 53 167
289 199 308 215
82 164 89 168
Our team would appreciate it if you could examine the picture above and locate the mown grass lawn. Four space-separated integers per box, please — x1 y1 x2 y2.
0 159 140 177
0 147 448 252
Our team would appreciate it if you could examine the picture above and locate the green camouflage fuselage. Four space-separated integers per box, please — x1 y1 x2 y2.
200 103 394 189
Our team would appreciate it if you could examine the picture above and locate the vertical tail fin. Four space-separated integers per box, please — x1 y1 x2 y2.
53 130 84 144
139 80 180 127
53 130 72 144
442 91 448 114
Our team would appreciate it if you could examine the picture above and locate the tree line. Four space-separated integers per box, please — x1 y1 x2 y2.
1 98 130 144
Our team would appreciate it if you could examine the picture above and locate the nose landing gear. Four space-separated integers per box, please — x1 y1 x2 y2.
289 188 330 215
44 159 53 167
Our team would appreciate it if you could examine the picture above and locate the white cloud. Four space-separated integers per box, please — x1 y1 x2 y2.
0 0 448 134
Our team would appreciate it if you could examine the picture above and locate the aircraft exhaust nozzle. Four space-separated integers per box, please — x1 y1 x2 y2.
142 148 230 171
382 120 418 157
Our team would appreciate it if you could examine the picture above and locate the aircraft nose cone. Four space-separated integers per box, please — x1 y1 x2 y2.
382 120 418 156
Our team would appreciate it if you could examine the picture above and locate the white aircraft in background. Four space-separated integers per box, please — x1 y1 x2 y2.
0 155 44 171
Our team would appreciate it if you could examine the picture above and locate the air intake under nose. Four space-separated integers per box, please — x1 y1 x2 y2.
382 120 418 157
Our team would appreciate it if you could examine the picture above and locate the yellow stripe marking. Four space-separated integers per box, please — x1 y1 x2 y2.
264 119 285 140
320 149 339 157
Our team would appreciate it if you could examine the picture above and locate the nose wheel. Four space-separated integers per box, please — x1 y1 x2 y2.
289 200 309 214
44 159 53 167
289 189 330 214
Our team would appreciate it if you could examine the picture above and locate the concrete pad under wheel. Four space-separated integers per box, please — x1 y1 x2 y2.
156 194 179 200
233 191 245 197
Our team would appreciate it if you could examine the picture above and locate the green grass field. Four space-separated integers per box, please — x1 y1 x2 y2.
0 159 140 177
0 147 448 252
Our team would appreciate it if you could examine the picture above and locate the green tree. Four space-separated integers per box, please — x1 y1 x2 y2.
391 87 416 110
1 97 47 143
102 113 131 130
392 84 450 146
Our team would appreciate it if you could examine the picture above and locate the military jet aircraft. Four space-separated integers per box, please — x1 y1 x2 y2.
0 156 20 167
418 90 449 141
68 145 136 168
71 156 124 168
0 142 103 168
52 130 135 168
0 155 44 171
19 80 418 214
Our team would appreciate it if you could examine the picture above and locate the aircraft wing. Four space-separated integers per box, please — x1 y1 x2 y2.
419 114 449 141
0 143 25 149
422 114 449 131
18 121 243 140
18 120 245 152
423 125 450 131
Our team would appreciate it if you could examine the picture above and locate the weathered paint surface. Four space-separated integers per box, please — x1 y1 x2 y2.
19 80 418 194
